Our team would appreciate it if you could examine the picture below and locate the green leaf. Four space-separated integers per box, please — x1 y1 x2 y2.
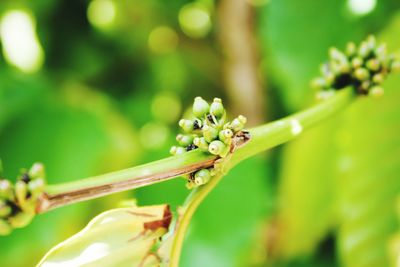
273 118 341 258
336 75 400 267
37 204 171 267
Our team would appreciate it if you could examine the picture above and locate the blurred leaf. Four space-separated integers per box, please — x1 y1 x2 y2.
273 118 341 258
37 204 171 267
336 75 400 267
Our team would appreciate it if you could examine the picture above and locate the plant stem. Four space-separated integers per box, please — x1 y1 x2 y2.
36 88 354 215
167 88 354 267
38 152 216 213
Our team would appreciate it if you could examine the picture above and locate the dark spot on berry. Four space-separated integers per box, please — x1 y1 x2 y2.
186 144 198 151
332 74 352 89
21 173 30 183
207 114 215 124
193 120 202 130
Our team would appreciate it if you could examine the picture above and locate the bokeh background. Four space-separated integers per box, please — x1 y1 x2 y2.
0 0 400 266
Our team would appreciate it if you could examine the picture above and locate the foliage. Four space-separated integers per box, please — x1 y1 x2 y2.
0 1 400 267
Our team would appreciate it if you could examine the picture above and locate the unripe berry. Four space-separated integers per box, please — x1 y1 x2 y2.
170 146 186 155
208 140 228 157
229 115 247 132
354 68 370 81
202 125 219 143
193 137 209 151
219 129 233 145
0 200 11 217
176 134 194 147
8 212 34 228
346 42 357 56
193 97 210 118
0 220 12 235
194 169 211 186
351 57 363 69
210 98 225 118
0 180 14 200
370 86 384 97
366 59 380 72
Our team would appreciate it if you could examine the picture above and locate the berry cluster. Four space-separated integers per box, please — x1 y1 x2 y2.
0 163 46 235
312 35 399 96
170 97 247 189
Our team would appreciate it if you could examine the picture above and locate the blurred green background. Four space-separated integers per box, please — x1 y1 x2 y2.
0 0 399 266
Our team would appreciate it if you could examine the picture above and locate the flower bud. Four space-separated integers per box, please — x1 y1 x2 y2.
29 163 45 180
210 98 225 118
193 137 209 151
0 200 11 217
194 169 211 186
170 146 186 155
0 180 14 200
15 181 28 209
176 134 194 147
372 73 385 84
370 86 384 97
354 68 370 81
218 129 233 145
391 60 400 72
351 57 363 69
366 59 380 72
208 140 229 157
28 178 45 198
311 77 328 90
229 115 247 132
0 220 12 235
179 119 202 133
358 41 372 58
202 125 219 142
193 97 210 118
8 212 34 228
346 42 357 56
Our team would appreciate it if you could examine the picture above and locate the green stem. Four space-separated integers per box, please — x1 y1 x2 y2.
167 88 354 267
37 88 353 215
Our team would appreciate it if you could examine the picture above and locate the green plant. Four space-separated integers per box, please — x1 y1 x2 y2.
0 36 399 266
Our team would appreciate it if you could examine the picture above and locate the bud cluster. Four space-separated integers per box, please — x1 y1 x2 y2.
312 35 399 96
170 97 247 189
0 163 46 235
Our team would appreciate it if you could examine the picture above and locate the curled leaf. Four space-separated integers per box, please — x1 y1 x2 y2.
37 204 172 267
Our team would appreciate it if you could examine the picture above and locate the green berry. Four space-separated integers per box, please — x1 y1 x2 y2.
193 169 211 186
0 200 11 217
351 57 363 69
28 163 45 180
372 73 384 84
193 137 209 151
8 212 34 228
0 219 12 235
218 129 233 145
311 77 328 90
229 115 247 132
170 146 186 155
354 68 370 81
176 134 194 147
208 140 229 157
28 178 45 198
210 98 225 118
202 125 219 143
193 97 210 118
366 59 380 72
358 41 372 58
0 180 14 200
370 86 384 97
346 42 357 56
15 180 28 207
